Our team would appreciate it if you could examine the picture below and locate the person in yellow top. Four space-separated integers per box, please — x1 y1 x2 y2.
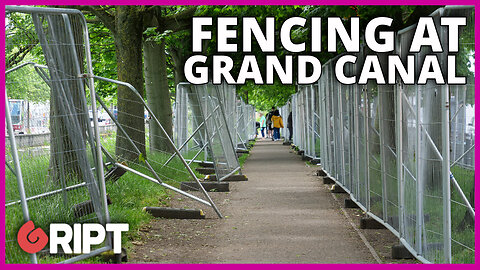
271 110 284 141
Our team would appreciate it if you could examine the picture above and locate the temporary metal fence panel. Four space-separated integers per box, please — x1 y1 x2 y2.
5 7 223 265
219 84 238 147
5 6 110 263
291 94 298 145
290 6 474 264
249 105 255 140
300 86 310 156
294 89 306 151
305 85 314 158
174 84 190 154
312 83 321 158
236 99 248 148
298 90 305 149
92 77 222 218
193 83 242 181
279 103 291 142
339 66 353 193
246 104 256 140
174 83 209 161
444 7 475 263
317 65 330 174
234 99 257 144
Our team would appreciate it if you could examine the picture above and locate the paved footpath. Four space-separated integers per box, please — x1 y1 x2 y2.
206 139 374 263
130 139 375 263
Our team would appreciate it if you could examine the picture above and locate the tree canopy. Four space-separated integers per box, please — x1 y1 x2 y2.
7 5 472 113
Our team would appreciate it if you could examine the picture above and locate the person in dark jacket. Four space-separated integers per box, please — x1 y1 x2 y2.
287 111 293 141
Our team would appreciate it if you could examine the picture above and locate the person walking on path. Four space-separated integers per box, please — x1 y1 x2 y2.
271 110 284 141
259 113 266 138
287 111 293 142
265 107 275 138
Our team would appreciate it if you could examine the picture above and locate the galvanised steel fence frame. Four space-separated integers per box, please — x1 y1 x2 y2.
5 7 224 265
5 6 111 263
173 83 255 182
236 98 256 148
195 83 243 181
288 6 474 264
279 102 290 141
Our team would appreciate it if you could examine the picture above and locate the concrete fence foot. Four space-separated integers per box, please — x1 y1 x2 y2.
143 207 205 219
392 244 415 259
198 162 214 168
310 158 321 165
180 181 230 192
74 195 112 218
317 169 327 177
323 176 335 184
302 154 312 161
205 174 248 182
195 167 215 175
344 198 360 208
330 184 346 193
360 216 385 229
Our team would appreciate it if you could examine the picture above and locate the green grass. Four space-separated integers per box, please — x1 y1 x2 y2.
5 132 206 263
450 165 475 264
5 132 254 264
365 152 474 264
237 139 255 166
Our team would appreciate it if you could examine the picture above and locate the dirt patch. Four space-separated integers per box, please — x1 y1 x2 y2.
128 190 229 263
330 191 420 264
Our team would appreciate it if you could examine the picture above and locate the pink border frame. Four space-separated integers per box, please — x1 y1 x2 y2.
1 0 478 267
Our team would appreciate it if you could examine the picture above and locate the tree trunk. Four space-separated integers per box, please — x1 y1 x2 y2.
170 45 187 86
114 6 146 161
144 40 174 153
43 14 88 183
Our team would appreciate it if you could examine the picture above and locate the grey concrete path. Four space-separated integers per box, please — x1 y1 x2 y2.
206 139 375 263
130 139 376 263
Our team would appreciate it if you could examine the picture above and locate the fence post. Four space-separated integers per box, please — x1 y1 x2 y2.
5 91 38 264
364 87 370 212
378 85 388 222
337 81 346 185
396 82 405 240
415 73 424 255
354 84 361 197
442 83 452 263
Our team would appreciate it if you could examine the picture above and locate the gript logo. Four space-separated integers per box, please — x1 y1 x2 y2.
17 221 129 254
17 221 49 254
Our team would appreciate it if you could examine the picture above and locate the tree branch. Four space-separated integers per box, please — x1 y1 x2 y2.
7 43 37 69
73 5 116 34
159 6 197 32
